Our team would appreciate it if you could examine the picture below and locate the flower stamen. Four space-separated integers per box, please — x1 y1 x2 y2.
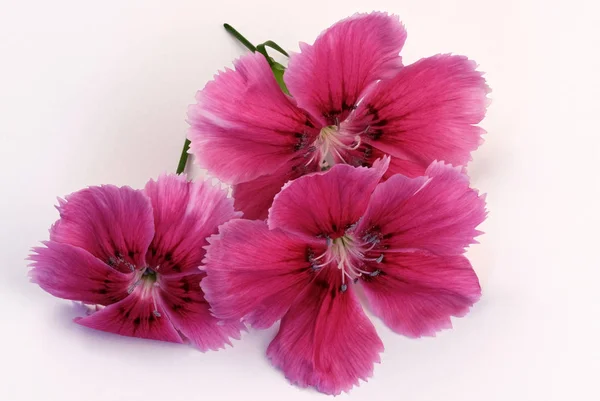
312 125 366 167
152 295 161 318
311 231 384 292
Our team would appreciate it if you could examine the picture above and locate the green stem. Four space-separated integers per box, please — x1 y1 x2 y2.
176 139 191 175
223 23 257 52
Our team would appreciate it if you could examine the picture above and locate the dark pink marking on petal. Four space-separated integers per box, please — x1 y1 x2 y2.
361 252 481 337
29 241 133 305
75 290 183 343
187 52 320 185
158 273 243 351
285 12 406 126
50 185 154 273
345 54 490 172
268 157 389 239
358 161 486 255
202 219 324 329
144 174 241 275
267 268 383 395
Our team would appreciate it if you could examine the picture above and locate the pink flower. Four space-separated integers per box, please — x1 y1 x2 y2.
29 174 244 350
188 12 490 219
202 157 486 394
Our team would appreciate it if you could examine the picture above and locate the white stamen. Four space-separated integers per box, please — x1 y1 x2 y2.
311 251 330 262
348 137 362 150
127 279 141 294
313 124 366 167
310 232 384 290
151 290 161 318
363 254 384 263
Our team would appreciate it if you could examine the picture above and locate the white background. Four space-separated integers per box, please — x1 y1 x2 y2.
1 0 599 400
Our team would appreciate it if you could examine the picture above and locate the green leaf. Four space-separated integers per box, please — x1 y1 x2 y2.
223 23 256 52
262 40 289 57
271 64 290 95
223 24 290 95
255 44 272 65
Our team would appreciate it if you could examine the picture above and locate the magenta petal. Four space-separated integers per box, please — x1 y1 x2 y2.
361 252 480 337
232 163 316 220
29 241 133 305
144 174 240 275
187 52 320 185
158 273 243 351
268 158 389 238
358 161 486 255
50 185 154 273
75 290 183 343
232 174 288 221
202 219 325 329
345 54 490 174
285 12 406 125
267 270 383 395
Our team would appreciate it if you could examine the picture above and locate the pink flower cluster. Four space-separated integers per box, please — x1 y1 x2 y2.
29 12 489 395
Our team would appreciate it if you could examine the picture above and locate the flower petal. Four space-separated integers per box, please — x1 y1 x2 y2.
232 162 316 220
50 185 154 273
187 52 320 185
267 269 383 395
357 161 486 255
344 54 489 173
158 273 244 351
285 12 406 125
268 157 389 239
361 252 480 337
75 289 183 343
144 174 240 275
202 219 325 329
336 142 427 179
29 241 133 305
232 174 288 221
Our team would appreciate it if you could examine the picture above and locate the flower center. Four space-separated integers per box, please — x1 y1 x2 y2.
141 267 158 283
126 266 162 317
308 125 362 169
309 233 383 292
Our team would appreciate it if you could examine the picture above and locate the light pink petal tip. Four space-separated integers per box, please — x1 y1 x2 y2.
202 219 324 329
144 174 240 275
358 161 486 256
29 241 132 305
159 273 244 351
187 52 320 185
50 185 155 273
268 157 390 238
361 252 481 337
344 54 489 176
267 268 383 395
285 12 406 125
